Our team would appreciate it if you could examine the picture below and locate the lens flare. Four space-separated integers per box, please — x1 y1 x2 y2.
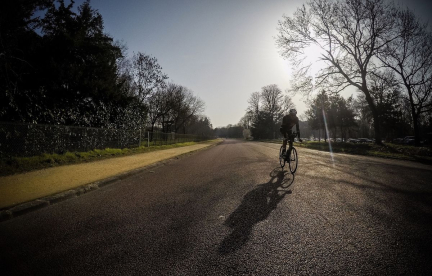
322 109 335 165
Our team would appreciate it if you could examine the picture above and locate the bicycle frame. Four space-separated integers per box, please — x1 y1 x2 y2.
280 131 300 173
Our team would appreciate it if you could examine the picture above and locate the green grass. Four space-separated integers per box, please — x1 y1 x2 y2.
263 139 432 164
0 140 218 177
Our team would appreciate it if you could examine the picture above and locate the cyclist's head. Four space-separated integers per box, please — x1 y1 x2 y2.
289 109 297 116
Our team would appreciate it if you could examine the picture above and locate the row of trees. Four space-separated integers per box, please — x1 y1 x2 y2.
303 89 423 142
234 85 427 143
276 0 432 146
214 125 244 139
0 0 212 136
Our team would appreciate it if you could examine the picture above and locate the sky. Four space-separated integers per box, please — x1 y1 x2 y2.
74 0 432 128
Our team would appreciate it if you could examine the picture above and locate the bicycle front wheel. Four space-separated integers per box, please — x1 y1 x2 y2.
279 146 286 168
289 147 298 174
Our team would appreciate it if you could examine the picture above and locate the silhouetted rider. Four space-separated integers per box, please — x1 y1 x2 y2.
280 109 302 158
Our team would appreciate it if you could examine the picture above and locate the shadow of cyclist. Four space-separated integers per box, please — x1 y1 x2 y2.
218 168 294 254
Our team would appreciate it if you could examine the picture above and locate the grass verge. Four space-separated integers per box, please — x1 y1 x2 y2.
263 139 432 164
0 140 219 177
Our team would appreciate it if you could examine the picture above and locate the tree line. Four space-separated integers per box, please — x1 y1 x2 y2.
276 0 432 146
0 0 213 137
224 82 427 143
303 89 418 142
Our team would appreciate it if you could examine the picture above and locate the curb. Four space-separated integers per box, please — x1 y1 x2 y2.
0 140 223 223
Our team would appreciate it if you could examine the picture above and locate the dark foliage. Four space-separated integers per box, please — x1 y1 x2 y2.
1 1 146 129
250 111 275 140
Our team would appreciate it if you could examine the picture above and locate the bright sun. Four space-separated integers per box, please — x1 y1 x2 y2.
302 43 325 78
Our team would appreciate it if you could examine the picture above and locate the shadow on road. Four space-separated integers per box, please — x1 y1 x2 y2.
218 167 293 255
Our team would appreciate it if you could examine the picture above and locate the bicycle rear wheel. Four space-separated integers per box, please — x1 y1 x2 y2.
279 146 286 168
288 147 298 174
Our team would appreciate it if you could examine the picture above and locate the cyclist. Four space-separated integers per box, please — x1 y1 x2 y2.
280 109 302 159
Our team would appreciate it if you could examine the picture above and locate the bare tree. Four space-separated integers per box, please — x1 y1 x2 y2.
115 44 136 98
247 91 261 117
281 93 296 115
147 87 172 134
261 84 295 130
244 85 295 139
160 84 205 134
131 52 168 133
163 83 186 132
132 52 168 100
175 89 205 134
276 0 400 144
378 8 432 146
261 84 284 123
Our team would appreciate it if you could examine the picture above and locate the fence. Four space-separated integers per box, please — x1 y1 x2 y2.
0 122 212 158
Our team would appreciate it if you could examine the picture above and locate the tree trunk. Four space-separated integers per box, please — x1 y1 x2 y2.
340 121 344 142
413 113 421 147
407 89 421 147
363 90 383 145
150 123 155 142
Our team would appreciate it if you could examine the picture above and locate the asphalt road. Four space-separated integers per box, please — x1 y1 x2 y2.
1 139 432 275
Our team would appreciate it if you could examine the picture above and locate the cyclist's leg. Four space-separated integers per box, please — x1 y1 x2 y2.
287 130 293 157
280 128 288 152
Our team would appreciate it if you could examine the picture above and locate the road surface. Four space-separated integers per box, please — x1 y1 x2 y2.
1 139 432 275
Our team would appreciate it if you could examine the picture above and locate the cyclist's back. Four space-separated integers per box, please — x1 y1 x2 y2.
281 113 299 131
281 109 300 134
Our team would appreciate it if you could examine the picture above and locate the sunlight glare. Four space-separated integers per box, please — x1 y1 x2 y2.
322 109 335 167
302 43 324 77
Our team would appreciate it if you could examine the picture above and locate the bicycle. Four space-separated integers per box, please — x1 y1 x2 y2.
279 132 299 174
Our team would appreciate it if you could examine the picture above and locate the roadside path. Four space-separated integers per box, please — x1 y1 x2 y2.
0 140 222 213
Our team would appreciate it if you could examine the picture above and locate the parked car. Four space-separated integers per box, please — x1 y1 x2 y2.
347 138 359 143
358 138 373 143
403 136 415 145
